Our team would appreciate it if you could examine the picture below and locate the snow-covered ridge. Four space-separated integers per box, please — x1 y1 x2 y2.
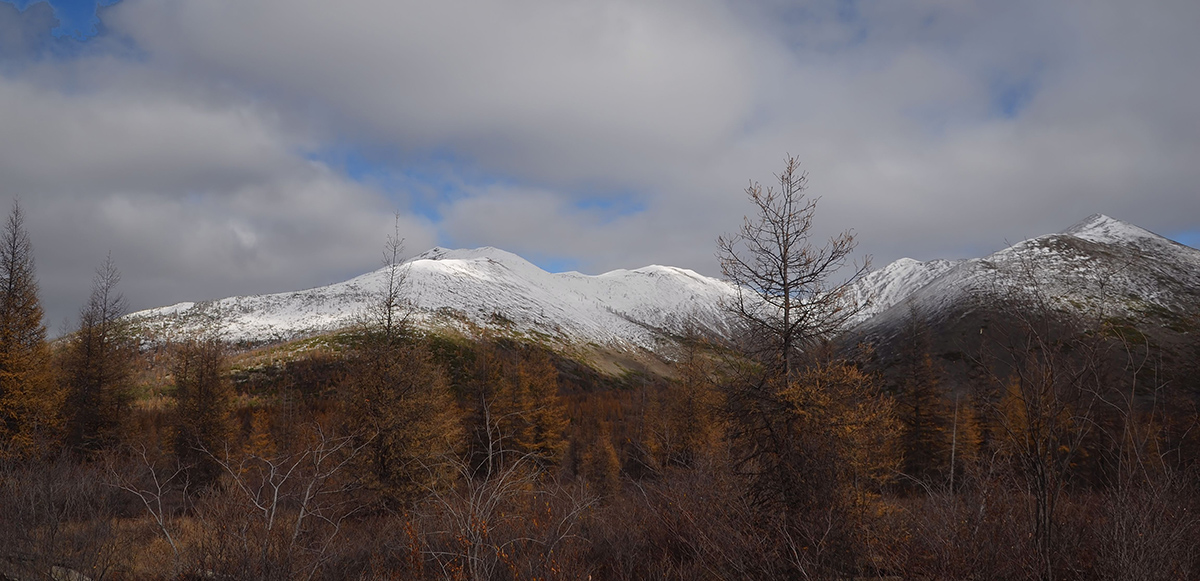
848 257 962 324
849 214 1200 331
1064 213 1162 246
128 246 739 349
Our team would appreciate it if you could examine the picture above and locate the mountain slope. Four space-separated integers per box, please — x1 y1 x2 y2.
128 247 739 350
848 214 1200 383
847 257 962 324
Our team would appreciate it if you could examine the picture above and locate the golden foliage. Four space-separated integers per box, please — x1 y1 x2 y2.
646 334 724 469
465 340 568 471
0 201 60 459
782 359 900 502
342 337 463 502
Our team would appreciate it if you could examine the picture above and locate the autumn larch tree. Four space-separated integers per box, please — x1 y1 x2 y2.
62 255 137 453
717 157 896 574
342 222 462 502
0 200 59 459
464 340 568 476
717 155 869 382
648 327 723 469
172 336 233 487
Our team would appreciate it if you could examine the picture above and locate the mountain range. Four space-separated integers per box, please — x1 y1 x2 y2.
127 215 1199 377
128 246 738 351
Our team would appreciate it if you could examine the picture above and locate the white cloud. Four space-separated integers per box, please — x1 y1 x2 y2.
0 68 435 329
1 0 1198 329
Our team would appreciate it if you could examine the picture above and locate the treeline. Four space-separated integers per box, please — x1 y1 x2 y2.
1 160 1198 581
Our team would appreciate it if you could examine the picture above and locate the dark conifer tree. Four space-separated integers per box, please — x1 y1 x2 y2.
62 255 136 453
892 313 953 488
172 337 232 486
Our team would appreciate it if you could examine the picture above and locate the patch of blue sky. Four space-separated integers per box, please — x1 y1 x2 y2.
571 194 646 225
307 147 453 223
526 254 581 274
1170 229 1200 250
310 146 381 183
989 71 1038 119
305 146 539 241
1 0 120 41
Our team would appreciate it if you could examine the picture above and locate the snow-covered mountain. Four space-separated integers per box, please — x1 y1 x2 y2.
127 215 1196 359
849 214 1200 341
128 246 739 350
847 257 962 324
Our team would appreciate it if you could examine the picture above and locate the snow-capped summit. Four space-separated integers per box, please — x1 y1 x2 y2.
412 246 535 266
1064 213 1158 246
128 246 739 349
849 214 1200 338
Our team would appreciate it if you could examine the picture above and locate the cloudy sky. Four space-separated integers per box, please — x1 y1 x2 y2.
1 0 1197 332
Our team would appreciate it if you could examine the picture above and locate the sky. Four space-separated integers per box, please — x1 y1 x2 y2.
1 0 1197 332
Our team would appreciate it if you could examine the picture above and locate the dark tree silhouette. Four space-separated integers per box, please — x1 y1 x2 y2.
717 155 868 382
63 255 136 453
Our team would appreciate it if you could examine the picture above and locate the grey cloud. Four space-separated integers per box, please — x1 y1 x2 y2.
3 0 1198 333
0 1 59 61
0 71 436 330
0 75 298 196
106 0 764 187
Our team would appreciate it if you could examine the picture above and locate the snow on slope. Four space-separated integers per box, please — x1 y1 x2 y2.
848 214 1200 332
128 247 739 349
1064 213 1165 246
847 257 962 324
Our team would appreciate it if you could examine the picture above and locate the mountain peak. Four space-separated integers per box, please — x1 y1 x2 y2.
1062 214 1160 245
409 246 531 265
850 213 1200 337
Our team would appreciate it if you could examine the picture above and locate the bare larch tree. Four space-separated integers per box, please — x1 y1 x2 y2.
717 155 869 381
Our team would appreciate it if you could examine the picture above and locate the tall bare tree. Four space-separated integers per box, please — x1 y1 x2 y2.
717 158 892 576
717 155 868 381
367 213 410 343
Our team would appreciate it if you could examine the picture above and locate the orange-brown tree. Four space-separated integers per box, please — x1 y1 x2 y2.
341 223 462 502
0 201 59 459
62 255 136 453
717 157 895 575
172 337 234 487
648 329 724 470
464 340 568 475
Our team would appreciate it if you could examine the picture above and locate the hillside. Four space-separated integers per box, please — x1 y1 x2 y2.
848 214 1200 388
127 246 740 352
